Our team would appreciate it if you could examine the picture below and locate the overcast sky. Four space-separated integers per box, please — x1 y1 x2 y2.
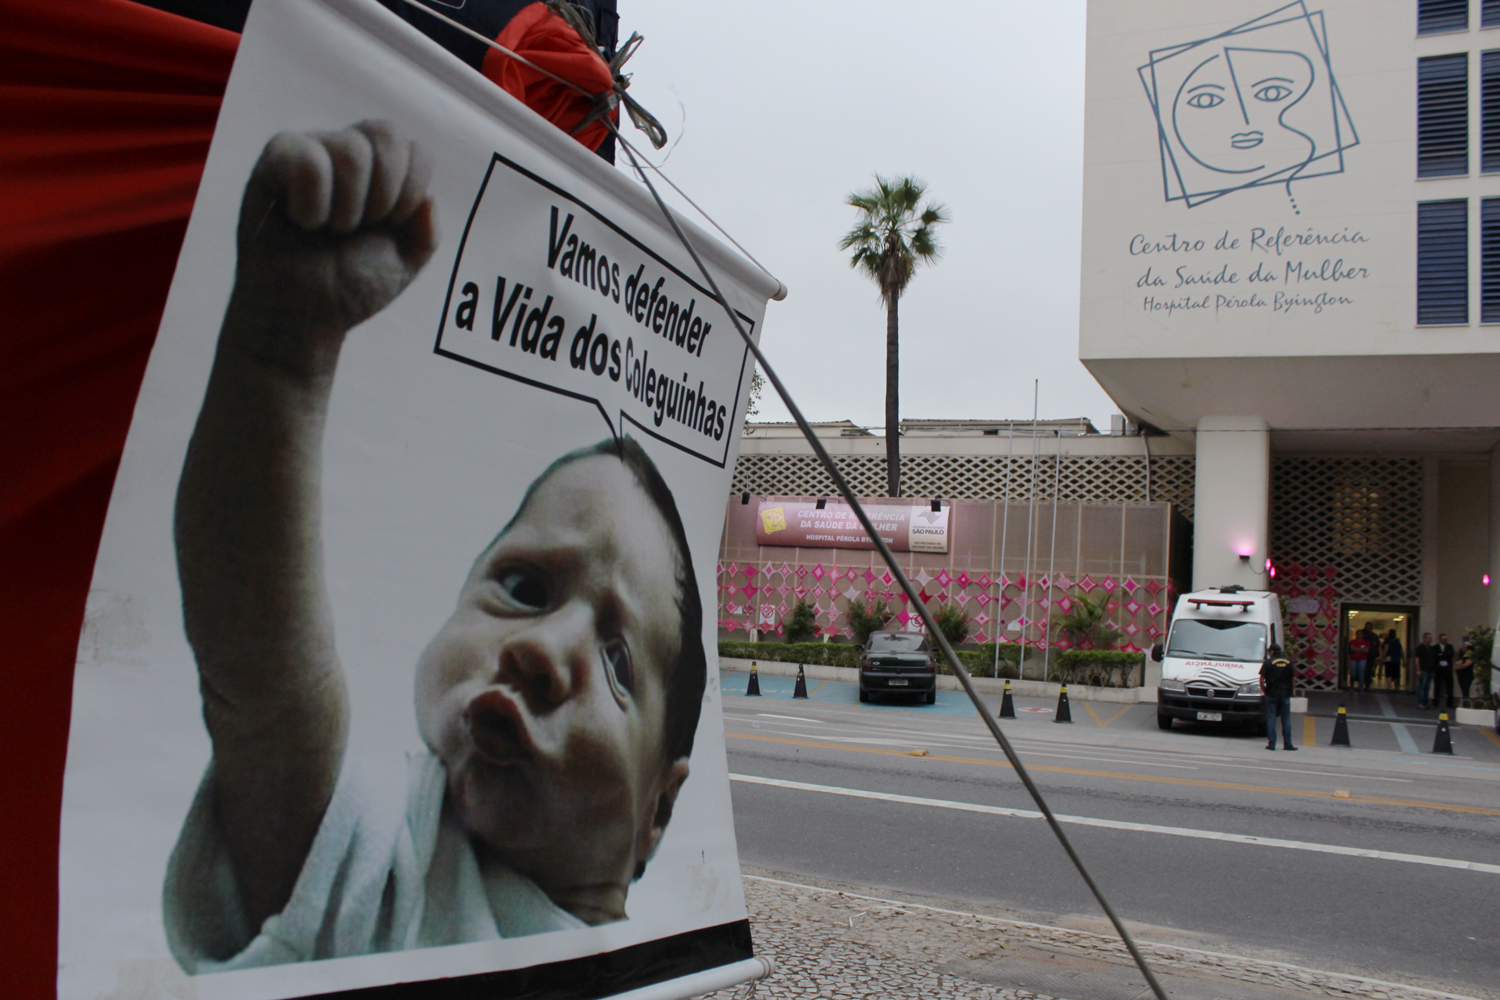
614 0 1118 430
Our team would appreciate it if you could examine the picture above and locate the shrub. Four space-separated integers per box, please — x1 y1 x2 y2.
945 645 1022 678
1054 650 1144 688
846 597 893 646
718 641 862 669
1463 624 1494 707
932 602 971 646
1053 591 1124 650
783 599 817 645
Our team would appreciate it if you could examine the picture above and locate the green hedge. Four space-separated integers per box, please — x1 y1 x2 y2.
1054 650 1144 688
716 641 1025 679
717 641 860 669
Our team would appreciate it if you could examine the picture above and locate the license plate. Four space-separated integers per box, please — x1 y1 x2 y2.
888 679 908 687
1196 711 1222 721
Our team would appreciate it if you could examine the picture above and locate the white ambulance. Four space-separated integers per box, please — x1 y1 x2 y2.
1151 586 1284 733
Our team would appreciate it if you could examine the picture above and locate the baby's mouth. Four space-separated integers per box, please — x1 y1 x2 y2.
465 689 535 766
1231 131 1264 149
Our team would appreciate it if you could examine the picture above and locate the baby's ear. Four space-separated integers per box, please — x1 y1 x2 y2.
637 757 691 867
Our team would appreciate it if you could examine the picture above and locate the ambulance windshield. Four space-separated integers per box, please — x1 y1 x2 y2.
1166 619 1267 663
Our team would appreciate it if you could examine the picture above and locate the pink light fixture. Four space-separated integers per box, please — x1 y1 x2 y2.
1485 573 1492 587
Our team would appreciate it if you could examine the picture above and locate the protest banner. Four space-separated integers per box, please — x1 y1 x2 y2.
55 2 778 998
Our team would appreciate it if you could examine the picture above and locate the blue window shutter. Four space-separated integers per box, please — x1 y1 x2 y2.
1418 54 1470 177
1485 52 1500 171
1420 0 1469 32
1418 200 1469 325
1485 0 1500 27
1482 199 1500 322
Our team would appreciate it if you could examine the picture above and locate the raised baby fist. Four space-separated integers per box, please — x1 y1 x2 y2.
233 120 438 339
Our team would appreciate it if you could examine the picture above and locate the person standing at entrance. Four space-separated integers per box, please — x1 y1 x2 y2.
1260 644 1297 751
1434 633 1457 709
1455 642 1476 703
1382 629 1403 689
1348 631 1370 693
1415 633 1437 708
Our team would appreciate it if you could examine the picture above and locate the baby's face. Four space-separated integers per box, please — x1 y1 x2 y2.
415 455 688 914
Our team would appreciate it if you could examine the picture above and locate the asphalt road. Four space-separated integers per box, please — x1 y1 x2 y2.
719 670 1500 997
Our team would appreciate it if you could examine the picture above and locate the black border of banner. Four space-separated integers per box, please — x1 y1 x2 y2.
435 153 756 470
283 919 753 1000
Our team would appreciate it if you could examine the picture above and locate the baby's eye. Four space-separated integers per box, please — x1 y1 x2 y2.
1186 92 1224 109
601 638 634 697
1254 84 1293 102
499 568 550 611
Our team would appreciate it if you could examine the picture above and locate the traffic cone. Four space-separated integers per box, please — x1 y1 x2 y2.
746 662 761 696
1000 680 1016 719
1433 713 1454 754
1054 684 1073 723
792 663 808 699
1330 704 1351 746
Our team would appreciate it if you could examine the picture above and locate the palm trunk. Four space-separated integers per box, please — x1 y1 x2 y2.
885 296 900 498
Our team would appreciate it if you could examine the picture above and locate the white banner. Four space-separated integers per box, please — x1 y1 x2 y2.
56 2 776 999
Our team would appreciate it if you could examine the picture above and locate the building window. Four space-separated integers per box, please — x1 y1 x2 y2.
1418 199 1469 325
1418 54 1470 176
1485 0 1500 26
1483 199 1500 321
1420 0 1469 32
1486 52 1500 170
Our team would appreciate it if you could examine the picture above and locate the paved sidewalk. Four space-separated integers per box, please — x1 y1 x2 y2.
698 868 1490 1000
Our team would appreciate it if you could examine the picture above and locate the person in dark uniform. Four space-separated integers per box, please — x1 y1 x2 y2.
1381 629 1403 689
1259 644 1297 751
1415 632 1437 708
1434 633 1457 710
1455 642 1476 704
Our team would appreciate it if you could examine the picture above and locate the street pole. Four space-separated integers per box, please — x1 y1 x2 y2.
1022 382 1039 680
1043 428 1062 683
994 420 1015 678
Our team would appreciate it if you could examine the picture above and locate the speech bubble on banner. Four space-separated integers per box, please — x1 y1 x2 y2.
435 154 754 468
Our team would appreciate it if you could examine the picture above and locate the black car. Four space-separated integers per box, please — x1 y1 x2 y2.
859 631 937 704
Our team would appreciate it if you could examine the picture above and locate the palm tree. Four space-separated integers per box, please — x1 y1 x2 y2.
840 176 947 497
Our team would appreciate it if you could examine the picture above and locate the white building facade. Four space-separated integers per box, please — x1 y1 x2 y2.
1080 0 1500 690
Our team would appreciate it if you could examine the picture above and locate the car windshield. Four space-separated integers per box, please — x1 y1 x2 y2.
1166 619 1267 662
868 634 929 652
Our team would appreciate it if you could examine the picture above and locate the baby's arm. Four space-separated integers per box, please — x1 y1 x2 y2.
174 122 436 930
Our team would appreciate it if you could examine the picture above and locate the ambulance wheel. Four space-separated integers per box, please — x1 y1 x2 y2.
924 690 936 705
859 687 869 703
1157 709 1173 730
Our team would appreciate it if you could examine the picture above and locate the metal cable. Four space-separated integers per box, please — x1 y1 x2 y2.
384 4 1168 991
608 128 1172 1000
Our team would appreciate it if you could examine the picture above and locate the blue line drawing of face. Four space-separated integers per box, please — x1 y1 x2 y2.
1139 3 1357 209
1173 48 1316 177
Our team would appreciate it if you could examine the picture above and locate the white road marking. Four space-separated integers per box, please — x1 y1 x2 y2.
756 714 825 724
1378 694 1421 755
729 774 1500 875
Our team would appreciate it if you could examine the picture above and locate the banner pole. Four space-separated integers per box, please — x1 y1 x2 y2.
596 957 774 1000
